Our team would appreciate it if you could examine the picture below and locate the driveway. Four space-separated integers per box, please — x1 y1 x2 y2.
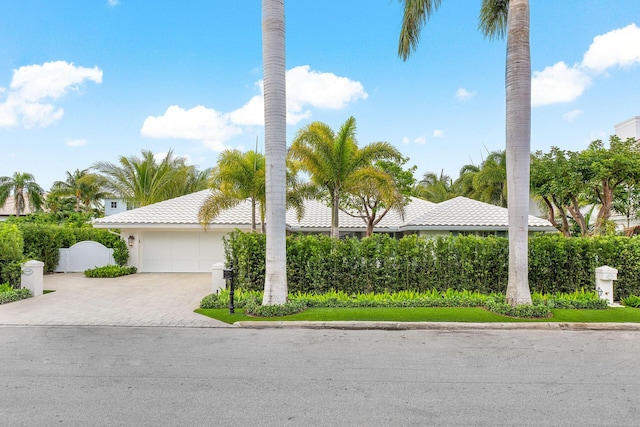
0 273 230 327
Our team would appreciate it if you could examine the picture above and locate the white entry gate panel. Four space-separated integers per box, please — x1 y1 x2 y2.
141 231 224 273
55 241 116 273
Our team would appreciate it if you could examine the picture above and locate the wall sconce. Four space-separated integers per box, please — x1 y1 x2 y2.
127 235 135 247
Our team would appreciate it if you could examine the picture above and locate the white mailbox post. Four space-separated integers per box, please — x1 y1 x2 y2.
595 265 617 305
211 262 226 293
21 260 44 297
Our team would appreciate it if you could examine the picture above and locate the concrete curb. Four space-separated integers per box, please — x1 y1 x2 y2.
234 321 640 331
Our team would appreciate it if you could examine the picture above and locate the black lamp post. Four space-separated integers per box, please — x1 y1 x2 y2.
223 261 235 314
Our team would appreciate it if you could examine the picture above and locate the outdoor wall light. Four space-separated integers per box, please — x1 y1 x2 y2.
127 235 135 247
597 287 603 298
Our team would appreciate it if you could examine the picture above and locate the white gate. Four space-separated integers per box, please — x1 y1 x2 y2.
55 241 115 273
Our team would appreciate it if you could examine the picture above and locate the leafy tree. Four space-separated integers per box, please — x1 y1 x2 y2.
290 116 403 238
0 172 44 217
613 185 640 235
93 149 205 208
398 0 533 306
579 136 640 234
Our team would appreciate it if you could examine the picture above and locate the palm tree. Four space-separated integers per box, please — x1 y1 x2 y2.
455 152 507 206
51 169 111 213
290 116 403 238
0 172 44 216
262 0 288 305
399 0 532 306
415 170 457 203
93 150 197 208
199 150 265 232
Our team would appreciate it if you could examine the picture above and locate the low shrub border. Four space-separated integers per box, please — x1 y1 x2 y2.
84 265 137 278
0 287 31 305
200 288 605 318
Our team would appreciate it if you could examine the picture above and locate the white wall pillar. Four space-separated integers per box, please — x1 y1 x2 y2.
21 260 44 297
595 265 617 305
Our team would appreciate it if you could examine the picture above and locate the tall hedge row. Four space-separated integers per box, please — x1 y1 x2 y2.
15 224 125 272
225 231 640 299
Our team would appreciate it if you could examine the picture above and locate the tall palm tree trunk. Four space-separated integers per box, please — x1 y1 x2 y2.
331 191 340 239
262 0 288 305
505 0 532 306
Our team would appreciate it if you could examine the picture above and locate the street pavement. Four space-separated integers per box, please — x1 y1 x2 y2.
2 326 640 426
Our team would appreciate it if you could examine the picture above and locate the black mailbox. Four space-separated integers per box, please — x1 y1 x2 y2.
223 268 234 280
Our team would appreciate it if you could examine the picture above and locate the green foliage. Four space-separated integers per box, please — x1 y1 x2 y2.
227 231 640 300
0 261 23 289
0 287 31 305
532 289 608 309
0 224 24 262
112 239 129 266
621 295 640 308
243 298 307 317
200 289 264 309
84 265 137 278
0 283 13 293
16 223 124 272
485 296 551 318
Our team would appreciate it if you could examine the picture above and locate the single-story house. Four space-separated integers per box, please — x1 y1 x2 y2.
92 190 557 273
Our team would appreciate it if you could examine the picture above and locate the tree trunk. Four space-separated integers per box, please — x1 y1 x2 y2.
595 179 613 233
504 0 532 306
251 198 257 232
331 191 340 239
262 0 288 305
567 195 589 236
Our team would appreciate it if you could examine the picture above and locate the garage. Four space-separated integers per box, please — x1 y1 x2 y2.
140 231 226 273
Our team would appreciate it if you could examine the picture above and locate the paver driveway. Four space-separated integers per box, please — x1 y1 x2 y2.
0 273 230 327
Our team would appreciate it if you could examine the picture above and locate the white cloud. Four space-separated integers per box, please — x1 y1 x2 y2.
0 61 102 128
455 87 476 100
107 0 119 6
229 65 367 126
432 129 444 138
65 139 87 147
531 61 591 106
563 109 584 123
582 24 640 73
141 105 242 152
414 136 427 145
402 137 410 145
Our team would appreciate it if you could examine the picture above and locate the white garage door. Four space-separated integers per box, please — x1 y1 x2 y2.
141 231 225 272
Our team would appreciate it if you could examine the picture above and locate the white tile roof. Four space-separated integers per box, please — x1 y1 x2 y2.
402 196 556 230
93 191 556 232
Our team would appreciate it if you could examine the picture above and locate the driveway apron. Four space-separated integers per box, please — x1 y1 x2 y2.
0 273 230 327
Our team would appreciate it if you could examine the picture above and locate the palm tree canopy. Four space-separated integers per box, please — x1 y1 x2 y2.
51 168 111 212
0 172 44 216
290 116 403 238
93 149 202 207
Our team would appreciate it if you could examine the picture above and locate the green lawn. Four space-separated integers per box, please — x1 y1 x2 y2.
195 306 640 324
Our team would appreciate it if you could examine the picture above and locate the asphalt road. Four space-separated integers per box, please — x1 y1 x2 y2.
2 327 639 426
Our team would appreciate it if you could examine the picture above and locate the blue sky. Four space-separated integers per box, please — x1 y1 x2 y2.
1 1 640 190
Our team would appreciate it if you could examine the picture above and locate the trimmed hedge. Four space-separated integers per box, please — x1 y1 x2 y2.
84 265 137 278
17 224 127 272
225 231 640 299
0 288 31 305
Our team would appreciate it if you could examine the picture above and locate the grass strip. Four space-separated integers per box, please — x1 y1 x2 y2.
195 306 640 324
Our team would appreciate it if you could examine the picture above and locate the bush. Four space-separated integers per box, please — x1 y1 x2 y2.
243 298 307 317
112 239 129 266
84 265 137 278
0 287 31 305
225 231 640 299
200 289 263 309
0 224 24 262
0 261 23 289
621 295 640 308
485 296 551 318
